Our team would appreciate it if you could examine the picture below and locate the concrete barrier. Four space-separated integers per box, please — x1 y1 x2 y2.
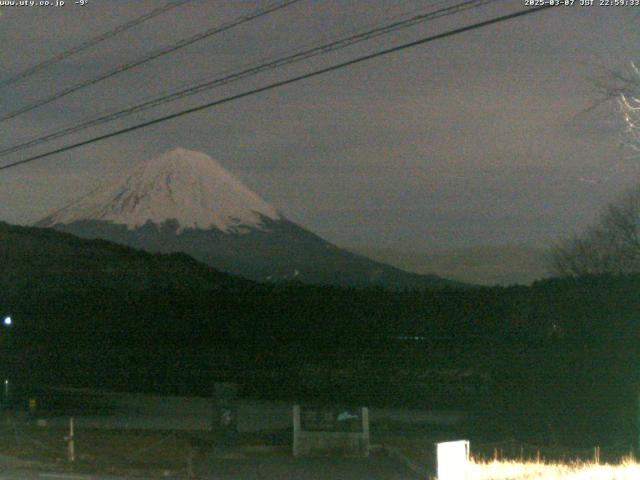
292 405 369 457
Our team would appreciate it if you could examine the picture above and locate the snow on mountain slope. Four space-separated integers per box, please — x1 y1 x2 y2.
36 147 462 289
39 148 280 233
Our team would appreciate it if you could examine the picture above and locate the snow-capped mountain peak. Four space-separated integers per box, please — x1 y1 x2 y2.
39 147 280 232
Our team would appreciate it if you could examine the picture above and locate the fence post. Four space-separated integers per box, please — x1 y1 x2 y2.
67 417 75 463
361 407 370 458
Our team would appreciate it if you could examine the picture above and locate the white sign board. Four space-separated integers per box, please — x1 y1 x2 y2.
437 440 470 480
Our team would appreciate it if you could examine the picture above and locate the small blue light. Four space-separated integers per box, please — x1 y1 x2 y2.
3 317 11 326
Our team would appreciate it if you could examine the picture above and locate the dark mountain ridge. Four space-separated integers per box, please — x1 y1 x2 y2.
36 148 461 289
46 216 460 289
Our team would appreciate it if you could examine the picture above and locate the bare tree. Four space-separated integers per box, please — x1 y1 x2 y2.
618 63 640 155
550 185 640 276
551 61 640 276
592 61 640 154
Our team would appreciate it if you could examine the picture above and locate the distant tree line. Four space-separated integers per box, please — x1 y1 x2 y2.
550 185 640 276
2 221 640 445
3 268 640 446
551 61 640 276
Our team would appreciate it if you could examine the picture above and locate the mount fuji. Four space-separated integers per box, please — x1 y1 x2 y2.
37 148 457 289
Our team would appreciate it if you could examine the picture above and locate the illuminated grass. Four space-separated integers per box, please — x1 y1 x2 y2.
469 459 640 480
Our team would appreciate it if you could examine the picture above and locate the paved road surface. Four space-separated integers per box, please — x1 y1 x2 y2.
0 454 420 479
0 471 148 480
194 451 421 479
0 451 421 480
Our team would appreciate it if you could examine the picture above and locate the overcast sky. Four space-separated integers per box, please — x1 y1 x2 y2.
0 0 638 255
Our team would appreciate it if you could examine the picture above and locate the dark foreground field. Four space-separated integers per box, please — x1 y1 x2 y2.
0 411 424 479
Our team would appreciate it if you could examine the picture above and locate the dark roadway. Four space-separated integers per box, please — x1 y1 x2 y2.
0 451 421 480
193 451 421 480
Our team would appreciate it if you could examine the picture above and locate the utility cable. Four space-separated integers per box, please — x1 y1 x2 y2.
0 5 554 172
0 0 303 123
0 0 456 153
0 0 194 89
0 0 493 157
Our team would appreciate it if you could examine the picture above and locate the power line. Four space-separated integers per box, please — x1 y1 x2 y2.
0 0 494 158
0 0 456 156
0 5 553 173
0 0 303 124
0 0 194 90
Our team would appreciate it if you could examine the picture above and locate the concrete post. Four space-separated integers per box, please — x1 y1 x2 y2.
212 382 239 446
67 417 75 463
436 440 470 480
361 407 370 457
